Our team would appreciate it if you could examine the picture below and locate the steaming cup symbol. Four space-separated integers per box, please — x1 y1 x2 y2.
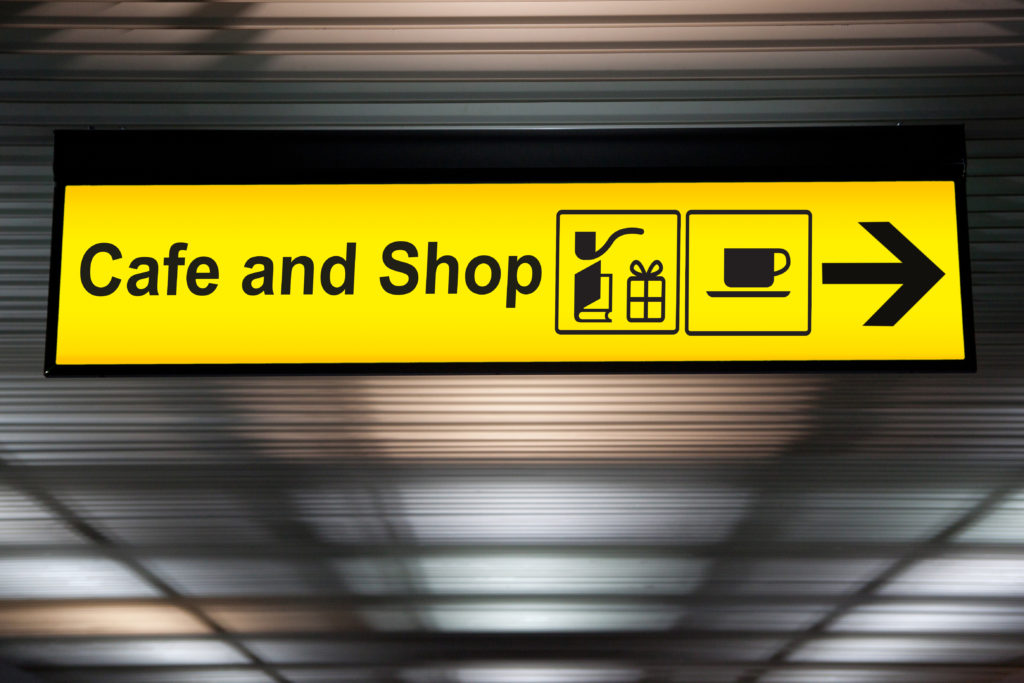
723 248 791 288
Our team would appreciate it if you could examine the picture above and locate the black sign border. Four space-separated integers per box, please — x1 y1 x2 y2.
45 126 975 376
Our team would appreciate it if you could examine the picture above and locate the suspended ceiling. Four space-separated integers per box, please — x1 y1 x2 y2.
1 1 1024 682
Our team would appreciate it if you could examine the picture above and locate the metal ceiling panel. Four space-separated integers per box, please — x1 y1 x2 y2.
1 1 1024 682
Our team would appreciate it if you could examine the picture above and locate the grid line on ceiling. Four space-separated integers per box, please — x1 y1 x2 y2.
1 2 1024 683
0 457 295 683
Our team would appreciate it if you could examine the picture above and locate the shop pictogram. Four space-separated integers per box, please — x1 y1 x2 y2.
556 210 680 334
572 227 643 322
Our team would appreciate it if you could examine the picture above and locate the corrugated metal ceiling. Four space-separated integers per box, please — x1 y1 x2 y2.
1 2 1024 682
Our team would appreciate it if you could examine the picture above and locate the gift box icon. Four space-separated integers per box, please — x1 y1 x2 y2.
626 259 666 323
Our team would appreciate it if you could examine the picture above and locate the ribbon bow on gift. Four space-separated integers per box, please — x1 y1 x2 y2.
630 260 663 278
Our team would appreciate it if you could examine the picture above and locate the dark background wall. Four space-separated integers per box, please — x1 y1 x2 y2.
1 3 1024 682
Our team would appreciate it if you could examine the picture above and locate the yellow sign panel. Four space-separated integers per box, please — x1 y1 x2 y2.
52 181 967 368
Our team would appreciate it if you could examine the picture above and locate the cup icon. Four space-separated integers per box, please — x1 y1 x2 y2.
723 248 790 288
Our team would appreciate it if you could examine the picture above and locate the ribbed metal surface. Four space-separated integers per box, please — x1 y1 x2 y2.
1 2 1024 683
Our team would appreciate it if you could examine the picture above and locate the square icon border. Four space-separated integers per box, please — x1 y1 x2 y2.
684 209 812 337
555 209 681 335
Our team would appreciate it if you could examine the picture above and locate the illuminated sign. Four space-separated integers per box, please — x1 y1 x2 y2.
46 128 973 374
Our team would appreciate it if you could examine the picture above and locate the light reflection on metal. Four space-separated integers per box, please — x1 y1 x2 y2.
1 0 1024 681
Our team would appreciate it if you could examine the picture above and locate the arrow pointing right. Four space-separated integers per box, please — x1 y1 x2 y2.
822 221 945 326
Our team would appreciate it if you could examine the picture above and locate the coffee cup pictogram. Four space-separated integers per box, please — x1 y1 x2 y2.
723 248 791 288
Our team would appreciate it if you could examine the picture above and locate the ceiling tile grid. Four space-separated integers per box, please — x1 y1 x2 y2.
1 2 1024 682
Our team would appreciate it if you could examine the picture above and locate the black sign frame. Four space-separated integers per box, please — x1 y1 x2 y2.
46 126 975 376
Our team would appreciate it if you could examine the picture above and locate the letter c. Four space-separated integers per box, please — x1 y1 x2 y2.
80 243 122 296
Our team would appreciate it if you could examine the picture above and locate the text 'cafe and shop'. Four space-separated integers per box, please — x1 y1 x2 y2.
45 128 974 375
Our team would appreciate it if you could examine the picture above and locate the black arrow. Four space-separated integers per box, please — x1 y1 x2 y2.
822 221 944 326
